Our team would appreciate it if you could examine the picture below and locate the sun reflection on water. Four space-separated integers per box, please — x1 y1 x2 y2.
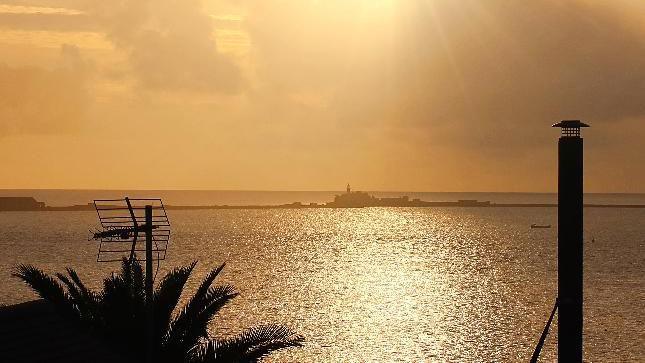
2 207 643 361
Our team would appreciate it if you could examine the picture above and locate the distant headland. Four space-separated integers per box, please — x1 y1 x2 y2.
1 186 644 211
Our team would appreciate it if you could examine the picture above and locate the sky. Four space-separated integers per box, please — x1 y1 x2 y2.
0 0 643 192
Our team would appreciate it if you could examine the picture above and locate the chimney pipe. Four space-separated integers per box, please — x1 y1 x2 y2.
552 119 589 362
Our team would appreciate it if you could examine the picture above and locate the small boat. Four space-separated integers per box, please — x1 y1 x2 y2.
531 224 551 229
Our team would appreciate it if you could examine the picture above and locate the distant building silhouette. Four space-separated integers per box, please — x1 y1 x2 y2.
326 186 491 208
330 187 375 207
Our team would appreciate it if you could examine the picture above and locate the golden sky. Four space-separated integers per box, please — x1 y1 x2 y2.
0 0 644 192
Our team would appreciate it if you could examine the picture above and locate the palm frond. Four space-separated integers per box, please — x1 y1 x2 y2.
56 273 82 302
66 268 98 305
118 258 145 305
241 339 304 362
56 269 99 323
228 324 304 349
56 273 84 316
13 260 303 363
186 263 226 311
200 285 239 327
188 325 303 363
121 257 133 285
163 263 235 356
101 272 145 357
175 285 238 349
101 274 128 321
12 264 77 318
166 263 227 340
102 272 142 327
131 258 145 303
116 258 146 313
154 261 197 345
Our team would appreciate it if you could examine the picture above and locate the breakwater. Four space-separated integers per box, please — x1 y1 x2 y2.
1 195 644 211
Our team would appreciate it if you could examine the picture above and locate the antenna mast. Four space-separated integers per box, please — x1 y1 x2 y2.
91 197 171 363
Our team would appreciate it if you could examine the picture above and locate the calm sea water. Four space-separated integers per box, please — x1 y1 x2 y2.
0 192 643 361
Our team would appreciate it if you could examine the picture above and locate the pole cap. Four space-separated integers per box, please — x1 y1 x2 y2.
551 120 590 128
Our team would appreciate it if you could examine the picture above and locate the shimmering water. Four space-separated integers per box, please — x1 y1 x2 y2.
1 207 643 361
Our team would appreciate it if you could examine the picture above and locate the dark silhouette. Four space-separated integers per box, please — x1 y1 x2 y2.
0 299 138 362
0 197 45 211
13 258 303 362
530 299 559 363
530 224 552 229
2 194 644 211
91 198 172 362
553 120 589 362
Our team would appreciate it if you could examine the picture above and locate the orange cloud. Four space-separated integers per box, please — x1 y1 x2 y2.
0 44 89 136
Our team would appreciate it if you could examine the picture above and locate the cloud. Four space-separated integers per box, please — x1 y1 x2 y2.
0 44 89 136
400 0 645 154
226 0 645 190
245 1 645 146
85 0 243 93
1 1 243 93
0 12 97 32
1 0 644 191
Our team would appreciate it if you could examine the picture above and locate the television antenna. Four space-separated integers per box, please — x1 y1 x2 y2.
90 197 170 363
91 197 170 263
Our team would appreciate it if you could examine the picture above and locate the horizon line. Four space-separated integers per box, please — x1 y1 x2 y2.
1 188 644 195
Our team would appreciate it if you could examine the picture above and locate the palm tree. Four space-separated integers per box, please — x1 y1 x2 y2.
13 259 303 362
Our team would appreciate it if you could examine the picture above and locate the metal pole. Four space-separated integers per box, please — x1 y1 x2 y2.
125 197 139 262
557 130 584 362
145 205 154 363
530 298 559 363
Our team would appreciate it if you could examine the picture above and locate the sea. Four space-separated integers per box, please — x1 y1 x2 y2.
0 190 643 362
